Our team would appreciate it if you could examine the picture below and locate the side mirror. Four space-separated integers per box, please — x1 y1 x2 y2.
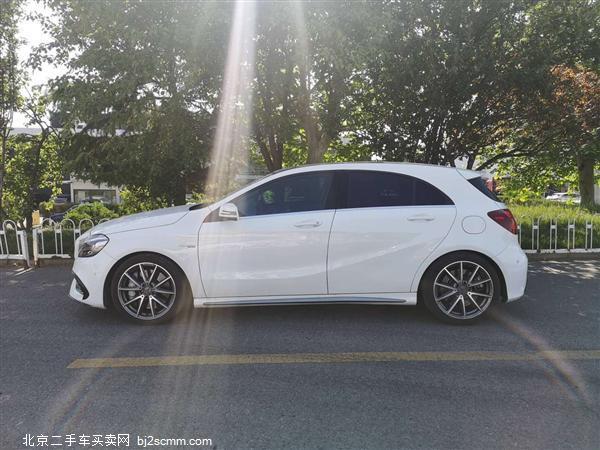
218 203 239 221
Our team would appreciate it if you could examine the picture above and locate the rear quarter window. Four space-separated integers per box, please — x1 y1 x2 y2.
468 177 500 201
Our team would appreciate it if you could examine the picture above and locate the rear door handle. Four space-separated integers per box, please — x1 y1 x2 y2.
407 214 435 222
294 220 322 228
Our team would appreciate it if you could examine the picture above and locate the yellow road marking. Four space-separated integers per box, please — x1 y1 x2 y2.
68 350 600 369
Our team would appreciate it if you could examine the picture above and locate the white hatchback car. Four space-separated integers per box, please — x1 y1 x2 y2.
70 163 527 324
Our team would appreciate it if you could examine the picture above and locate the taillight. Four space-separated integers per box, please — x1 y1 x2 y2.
487 209 518 235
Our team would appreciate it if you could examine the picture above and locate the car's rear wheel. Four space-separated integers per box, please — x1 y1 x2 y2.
421 252 501 324
110 254 189 324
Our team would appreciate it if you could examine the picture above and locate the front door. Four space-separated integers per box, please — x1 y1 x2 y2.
198 171 336 299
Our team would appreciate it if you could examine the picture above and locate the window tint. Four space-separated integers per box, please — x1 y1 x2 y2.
468 176 499 201
414 178 454 205
347 171 413 208
346 171 453 208
234 172 334 217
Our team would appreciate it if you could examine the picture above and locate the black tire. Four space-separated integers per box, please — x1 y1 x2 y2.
110 253 191 324
420 252 501 325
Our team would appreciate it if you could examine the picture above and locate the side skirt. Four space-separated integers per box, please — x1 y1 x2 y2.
194 293 417 308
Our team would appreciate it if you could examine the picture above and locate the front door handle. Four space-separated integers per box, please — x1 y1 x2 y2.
294 220 322 228
407 214 435 222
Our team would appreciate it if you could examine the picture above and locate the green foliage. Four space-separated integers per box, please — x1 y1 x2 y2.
187 191 212 205
118 187 168 216
495 152 583 204
30 0 599 209
41 1 232 204
482 0 600 205
35 228 76 257
251 4 300 171
1 134 62 222
0 0 23 125
361 0 534 166
64 202 118 224
1 0 24 221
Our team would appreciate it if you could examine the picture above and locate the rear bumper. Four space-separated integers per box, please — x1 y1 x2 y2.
495 243 528 302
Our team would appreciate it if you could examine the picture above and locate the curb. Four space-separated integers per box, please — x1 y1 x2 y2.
526 252 600 261
36 258 74 267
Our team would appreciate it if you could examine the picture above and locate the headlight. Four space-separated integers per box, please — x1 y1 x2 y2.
78 234 109 257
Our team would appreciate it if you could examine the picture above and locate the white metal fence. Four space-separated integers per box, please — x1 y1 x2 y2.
1 216 599 267
517 218 598 254
1 218 109 266
0 220 29 264
32 218 110 263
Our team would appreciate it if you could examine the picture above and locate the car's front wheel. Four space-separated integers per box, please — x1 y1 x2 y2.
110 253 190 324
420 252 501 324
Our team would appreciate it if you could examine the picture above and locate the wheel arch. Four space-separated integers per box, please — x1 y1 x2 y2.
416 250 508 304
103 251 191 309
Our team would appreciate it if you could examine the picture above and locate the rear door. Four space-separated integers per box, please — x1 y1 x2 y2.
327 170 456 294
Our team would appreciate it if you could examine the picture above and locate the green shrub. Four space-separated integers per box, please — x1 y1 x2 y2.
0 224 23 255
64 202 119 224
509 201 600 250
35 229 76 256
118 187 167 215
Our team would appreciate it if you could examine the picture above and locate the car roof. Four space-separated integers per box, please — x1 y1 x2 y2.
266 162 482 182
271 161 472 174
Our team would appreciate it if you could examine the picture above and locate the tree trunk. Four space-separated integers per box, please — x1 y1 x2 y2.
305 127 330 164
577 155 596 207
297 59 330 165
25 136 45 233
0 133 7 221
173 177 187 206
466 153 476 170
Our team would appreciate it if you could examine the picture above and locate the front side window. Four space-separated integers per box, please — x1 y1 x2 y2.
234 171 334 217
345 171 453 208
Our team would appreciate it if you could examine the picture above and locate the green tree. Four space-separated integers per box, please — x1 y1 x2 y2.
118 186 167 216
481 0 599 206
40 1 231 204
296 1 375 164
2 132 62 229
250 2 375 170
361 0 534 168
501 65 599 206
3 91 63 229
64 202 118 224
251 3 299 172
0 0 23 221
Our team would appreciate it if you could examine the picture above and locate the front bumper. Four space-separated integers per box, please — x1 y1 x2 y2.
69 273 89 300
69 250 116 309
495 243 528 302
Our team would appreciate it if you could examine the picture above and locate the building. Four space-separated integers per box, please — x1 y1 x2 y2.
67 178 121 204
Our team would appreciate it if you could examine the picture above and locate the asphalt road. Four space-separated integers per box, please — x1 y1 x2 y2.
1 260 599 450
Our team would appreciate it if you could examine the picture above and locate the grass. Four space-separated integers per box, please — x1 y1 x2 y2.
508 201 600 250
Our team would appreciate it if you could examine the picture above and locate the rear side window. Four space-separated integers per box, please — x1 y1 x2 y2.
468 177 499 201
413 178 454 205
345 171 453 208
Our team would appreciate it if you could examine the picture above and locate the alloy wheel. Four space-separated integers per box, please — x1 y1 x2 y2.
433 261 494 320
117 262 177 320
